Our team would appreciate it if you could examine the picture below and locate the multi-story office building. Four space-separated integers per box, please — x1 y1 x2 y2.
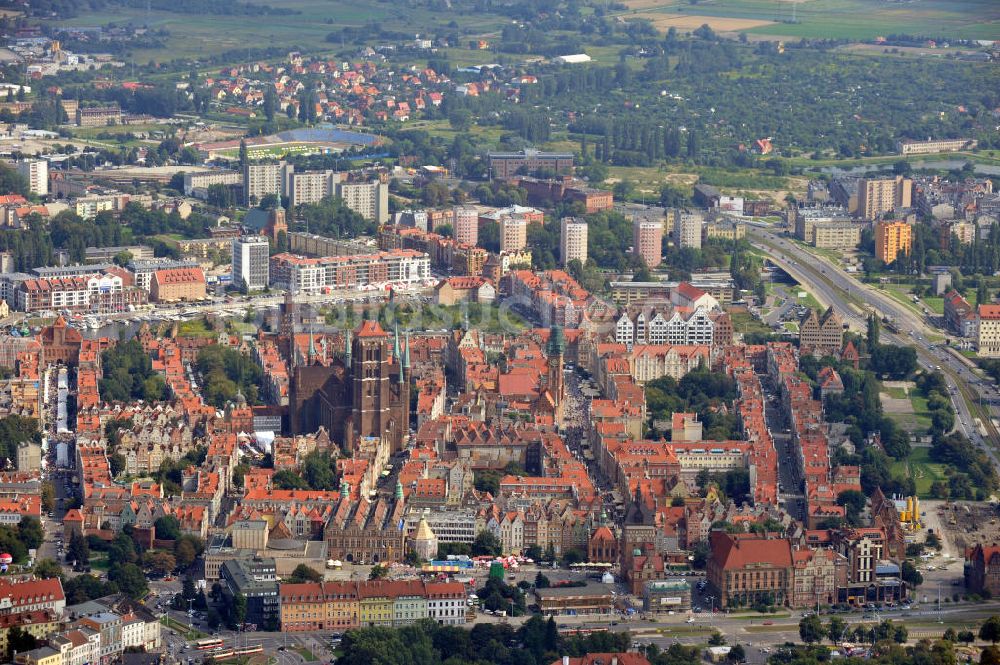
16 159 47 196
873 220 912 264
559 217 588 266
500 216 528 253
453 206 478 247
633 218 663 268
220 557 279 631
858 175 912 220
233 236 271 291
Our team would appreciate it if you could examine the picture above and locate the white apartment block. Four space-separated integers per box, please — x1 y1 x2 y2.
183 170 241 197
336 180 389 224
674 213 703 249
17 159 48 196
500 216 527 253
243 161 287 205
560 216 588 266
289 170 340 207
233 236 271 291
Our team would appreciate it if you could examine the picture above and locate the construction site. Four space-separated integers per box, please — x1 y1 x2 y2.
935 501 1000 553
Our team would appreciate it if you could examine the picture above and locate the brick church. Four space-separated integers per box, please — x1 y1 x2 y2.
288 312 411 454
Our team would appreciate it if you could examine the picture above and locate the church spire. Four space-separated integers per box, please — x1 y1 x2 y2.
308 325 316 364
393 324 402 363
395 479 404 501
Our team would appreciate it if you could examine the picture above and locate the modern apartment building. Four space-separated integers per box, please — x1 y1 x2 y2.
810 223 862 250
233 236 271 292
269 249 430 293
559 217 588 266
16 159 48 196
857 175 912 220
873 220 912 264
633 218 663 268
674 213 703 249
453 206 479 247
183 170 241 197
337 180 390 224
242 161 286 206
500 216 528 253
288 170 340 207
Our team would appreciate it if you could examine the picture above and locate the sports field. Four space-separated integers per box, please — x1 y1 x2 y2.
620 0 1000 40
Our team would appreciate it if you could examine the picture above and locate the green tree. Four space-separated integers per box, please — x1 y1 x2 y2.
727 644 746 663
5 626 37 660
369 564 389 580
108 562 148 599
867 312 880 348
67 530 89 565
902 560 923 587
289 564 323 583
142 550 177 576
981 616 1000 644
33 558 63 580
40 482 55 513
534 572 550 588
827 616 847 643
799 614 826 644
154 515 181 540
17 516 44 550
472 530 502 557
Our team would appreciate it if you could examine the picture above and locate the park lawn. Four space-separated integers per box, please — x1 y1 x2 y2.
730 310 772 336
176 319 217 338
922 296 945 316
891 446 947 497
909 394 934 431
884 386 908 400
293 648 317 662
782 322 799 333
159 616 206 640
88 554 110 572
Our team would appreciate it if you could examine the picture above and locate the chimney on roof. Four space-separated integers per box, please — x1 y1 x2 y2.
563 658 570 665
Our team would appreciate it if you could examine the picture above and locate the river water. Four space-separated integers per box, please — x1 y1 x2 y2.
818 159 1000 177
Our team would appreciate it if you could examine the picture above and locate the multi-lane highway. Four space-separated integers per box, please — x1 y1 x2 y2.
748 227 1000 472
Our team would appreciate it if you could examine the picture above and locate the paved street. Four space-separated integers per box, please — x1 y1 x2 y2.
749 228 1000 476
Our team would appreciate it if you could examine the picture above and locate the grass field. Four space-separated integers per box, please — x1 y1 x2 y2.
891 446 947 497
53 1 507 62
619 0 1000 40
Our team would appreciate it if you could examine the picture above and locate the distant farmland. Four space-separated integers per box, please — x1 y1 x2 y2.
620 0 1000 41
